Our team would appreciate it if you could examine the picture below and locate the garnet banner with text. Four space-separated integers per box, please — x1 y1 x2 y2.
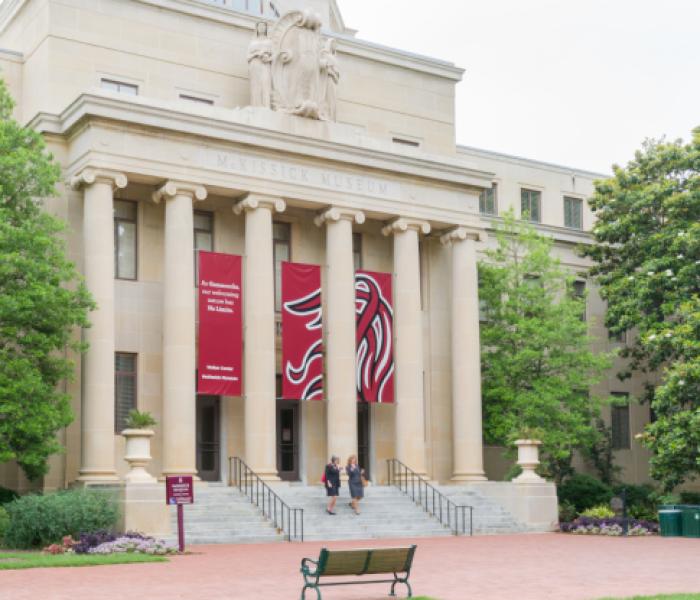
355 270 395 404
281 262 323 400
197 251 242 397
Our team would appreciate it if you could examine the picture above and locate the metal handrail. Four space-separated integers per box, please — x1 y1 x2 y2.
386 459 473 536
229 457 304 542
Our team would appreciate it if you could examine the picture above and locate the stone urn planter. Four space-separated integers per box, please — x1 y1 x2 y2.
513 439 545 484
122 428 157 484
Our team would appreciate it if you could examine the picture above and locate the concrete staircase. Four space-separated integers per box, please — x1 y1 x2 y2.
273 484 455 541
165 482 528 545
437 485 525 535
167 483 285 545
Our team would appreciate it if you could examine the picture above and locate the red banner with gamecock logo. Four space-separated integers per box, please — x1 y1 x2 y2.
281 262 323 400
197 251 243 396
355 270 395 404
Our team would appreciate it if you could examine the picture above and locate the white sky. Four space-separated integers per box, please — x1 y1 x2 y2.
337 0 700 174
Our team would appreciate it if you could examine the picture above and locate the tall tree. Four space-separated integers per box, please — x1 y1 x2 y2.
0 79 94 480
480 213 612 483
584 128 700 490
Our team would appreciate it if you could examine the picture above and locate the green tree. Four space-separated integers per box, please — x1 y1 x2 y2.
0 78 94 480
583 128 700 490
480 212 613 483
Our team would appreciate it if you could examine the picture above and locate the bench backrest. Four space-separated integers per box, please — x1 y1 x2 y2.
318 546 416 577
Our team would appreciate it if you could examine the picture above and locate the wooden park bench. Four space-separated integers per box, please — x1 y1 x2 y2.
300 545 417 599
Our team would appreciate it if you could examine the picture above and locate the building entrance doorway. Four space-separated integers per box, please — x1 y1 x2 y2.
277 400 300 481
196 396 221 482
357 402 371 479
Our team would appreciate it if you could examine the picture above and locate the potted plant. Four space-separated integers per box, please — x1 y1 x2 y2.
122 409 158 484
512 426 546 483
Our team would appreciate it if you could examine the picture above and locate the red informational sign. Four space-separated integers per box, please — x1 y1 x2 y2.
355 270 395 404
197 251 242 397
165 475 194 506
281 262 323 400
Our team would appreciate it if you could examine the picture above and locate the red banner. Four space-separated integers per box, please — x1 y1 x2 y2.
197 251 242 396
355 270 394 404
281 262 323 400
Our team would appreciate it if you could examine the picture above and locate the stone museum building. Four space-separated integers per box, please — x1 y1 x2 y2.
0 0 658 536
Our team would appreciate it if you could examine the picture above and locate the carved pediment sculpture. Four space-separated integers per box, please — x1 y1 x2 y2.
247 10 339 121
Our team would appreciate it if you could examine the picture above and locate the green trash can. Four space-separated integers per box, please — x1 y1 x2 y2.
659 508 683 537
681 505 700 538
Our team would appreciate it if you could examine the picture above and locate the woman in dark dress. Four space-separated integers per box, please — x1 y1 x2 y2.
325 455 341 515
346 455 365 515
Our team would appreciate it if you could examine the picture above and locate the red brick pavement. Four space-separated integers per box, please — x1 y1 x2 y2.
0 534 698 600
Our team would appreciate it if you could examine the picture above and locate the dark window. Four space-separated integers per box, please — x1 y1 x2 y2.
521 188 541 223
392 137 420 148
564 196 583 229
114 200 137 280
479 184 498 216
352 232 363 271
609 329 627 344
611 393 630 450
194 211 214 284
101 79 138 96
273 222 291 312
570 280 587 321
180 94 214 105
115 353 137 433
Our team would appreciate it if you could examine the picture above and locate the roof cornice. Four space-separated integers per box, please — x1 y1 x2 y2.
29 92 493 189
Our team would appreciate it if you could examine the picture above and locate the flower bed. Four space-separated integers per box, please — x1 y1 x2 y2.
43 531 178 556
560 516 658 536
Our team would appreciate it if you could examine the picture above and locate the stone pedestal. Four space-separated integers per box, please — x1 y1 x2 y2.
120 483 171 537
122 429 157 484
513 439 545 484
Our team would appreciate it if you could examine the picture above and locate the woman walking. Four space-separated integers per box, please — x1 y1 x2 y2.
324 455 341 515
345 455 365 515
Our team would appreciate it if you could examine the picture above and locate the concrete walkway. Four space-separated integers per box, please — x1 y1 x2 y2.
1 534 699 600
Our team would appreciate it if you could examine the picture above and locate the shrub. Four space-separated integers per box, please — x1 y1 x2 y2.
0 506 9 543
0 487 18 506
3 489 119 549
558 501 578 523
581 504 616 519
557 474 613 513
680 491 700 505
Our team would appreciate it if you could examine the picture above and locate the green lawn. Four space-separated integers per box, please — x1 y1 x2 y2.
0 551 168 570
599 595 700 600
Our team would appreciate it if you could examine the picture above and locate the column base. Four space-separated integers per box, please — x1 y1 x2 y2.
250 469 281 482
76 471 120 486
160 470 200 482
450 472 488 483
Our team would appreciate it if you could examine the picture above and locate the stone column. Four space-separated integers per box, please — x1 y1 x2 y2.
382 218 431 475
441 227 487 482
153 181 207 477
71 169 128 484
234 194 286 480
315 207 365 464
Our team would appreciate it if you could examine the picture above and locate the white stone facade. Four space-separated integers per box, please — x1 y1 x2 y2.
0 0 654 498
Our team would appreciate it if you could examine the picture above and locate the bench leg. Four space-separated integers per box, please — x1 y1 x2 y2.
301 584 321 600
390 577 412 598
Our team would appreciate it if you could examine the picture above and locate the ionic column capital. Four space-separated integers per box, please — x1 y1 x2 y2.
69 169 127 191
233 193 286 215
314 206 365 227
382 217 431 237
440 226 487 246
152 180 207 204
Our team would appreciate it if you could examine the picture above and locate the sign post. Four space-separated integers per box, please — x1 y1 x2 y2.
165 475 194 552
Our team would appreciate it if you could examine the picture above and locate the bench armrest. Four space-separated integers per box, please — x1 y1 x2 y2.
300 557 320 577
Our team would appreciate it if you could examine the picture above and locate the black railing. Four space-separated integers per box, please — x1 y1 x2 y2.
387 459 473 536
230 457 304 542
